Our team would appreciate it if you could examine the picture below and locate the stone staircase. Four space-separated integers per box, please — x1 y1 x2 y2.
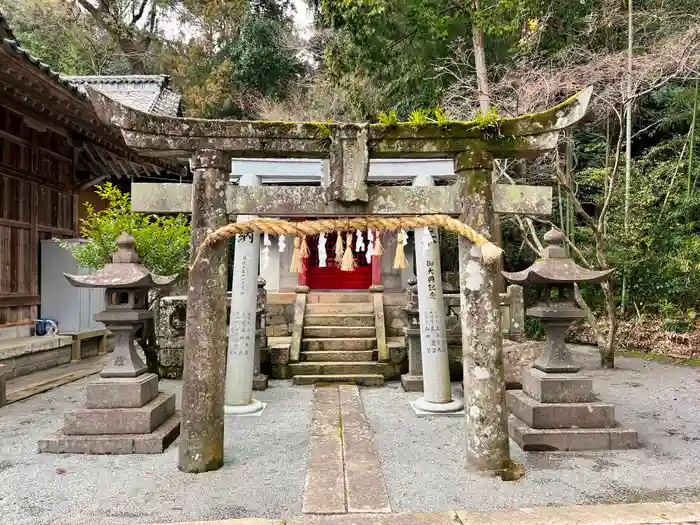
290 294 392 386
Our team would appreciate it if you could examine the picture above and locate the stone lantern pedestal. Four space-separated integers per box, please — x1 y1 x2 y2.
39 234 180 454
503 229 638 451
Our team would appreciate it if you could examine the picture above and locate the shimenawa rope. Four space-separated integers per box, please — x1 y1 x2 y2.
192 215 502 270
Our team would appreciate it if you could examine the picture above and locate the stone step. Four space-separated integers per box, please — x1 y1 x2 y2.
290 361 394 378
304 313 375 327
39 411 181 454
301 350 377 362
303 325 376 338
302 337 376 351
509 415 638 451
292 374 385 387
308 292 370 304
305 302 374 315
63 392 176 435
507 390 615 429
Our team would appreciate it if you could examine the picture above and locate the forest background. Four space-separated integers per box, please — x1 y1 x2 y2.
4 0 700 366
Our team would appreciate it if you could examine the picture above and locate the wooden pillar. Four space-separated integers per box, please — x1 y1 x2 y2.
298 252 309 287
179 149 230 473
454 151 511 476
371 254 381 286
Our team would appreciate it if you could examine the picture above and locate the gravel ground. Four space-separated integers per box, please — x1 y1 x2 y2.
0 379 312 525
2 348 700 524
361 346 700 513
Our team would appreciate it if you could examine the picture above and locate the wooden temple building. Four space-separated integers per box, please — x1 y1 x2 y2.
0 13 182 339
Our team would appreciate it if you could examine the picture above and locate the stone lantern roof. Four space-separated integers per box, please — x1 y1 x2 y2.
502 228 612 285
64 233 176 289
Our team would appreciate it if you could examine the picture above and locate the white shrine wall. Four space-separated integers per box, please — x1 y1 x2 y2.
232 157 450 294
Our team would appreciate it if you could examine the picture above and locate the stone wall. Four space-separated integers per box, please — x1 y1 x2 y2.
383 293 406 337
0 336 73 379
265 293 296 338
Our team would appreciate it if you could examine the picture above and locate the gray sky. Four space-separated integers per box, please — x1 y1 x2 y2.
292 0 313 39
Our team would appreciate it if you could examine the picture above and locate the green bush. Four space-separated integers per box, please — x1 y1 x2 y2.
60 183 191 277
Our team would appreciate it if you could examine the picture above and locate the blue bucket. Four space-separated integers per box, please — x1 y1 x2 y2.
35 318 58 336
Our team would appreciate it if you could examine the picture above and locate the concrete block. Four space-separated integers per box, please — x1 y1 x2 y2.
270 364 292 379
269 345 290 365
509 415 638 451
85 374 159 409
252 373 268 391
522 368 594 403
401 374 424 392
507 390 615 429
63 393 175 435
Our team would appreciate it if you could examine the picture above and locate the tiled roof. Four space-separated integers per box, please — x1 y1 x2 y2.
0 13 83 97
0 13 182 118
62 75 182 117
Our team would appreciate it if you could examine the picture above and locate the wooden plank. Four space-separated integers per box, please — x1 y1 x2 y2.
302 385 346 514
131 182 552 217
0 217 30 230
0 295 41 307
5 354 109 405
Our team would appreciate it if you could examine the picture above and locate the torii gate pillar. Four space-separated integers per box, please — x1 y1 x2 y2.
179 149 230 473
455 151 511 475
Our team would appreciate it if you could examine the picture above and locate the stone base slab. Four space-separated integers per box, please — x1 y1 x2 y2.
85 373 159 409
509 415 639 451
401 374 423 392
507 390 615 429
253 373 269 391
410 400 464 417
521 368 595 403
39 411 180 454
63 392 175 435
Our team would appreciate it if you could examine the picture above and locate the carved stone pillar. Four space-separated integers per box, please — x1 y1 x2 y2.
179 149 230 473
225 173 264 414
411 173 463 413
454 151 511 475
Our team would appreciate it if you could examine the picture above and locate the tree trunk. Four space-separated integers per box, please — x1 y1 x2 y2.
471 0 504 293
600 280 617 369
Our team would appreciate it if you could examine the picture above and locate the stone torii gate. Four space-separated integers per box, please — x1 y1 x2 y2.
87 86 592 477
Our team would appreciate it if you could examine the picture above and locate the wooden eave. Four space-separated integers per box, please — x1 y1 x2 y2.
0 41 178 188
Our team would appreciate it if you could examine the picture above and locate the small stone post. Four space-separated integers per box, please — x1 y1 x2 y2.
179 150 230 473
455 151 512 475
410 174 463 413
253 277 269 390
401 277 423 391
224 173 264 414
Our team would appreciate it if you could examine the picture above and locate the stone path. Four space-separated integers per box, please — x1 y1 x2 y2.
302 384 391 515
154 501 700 525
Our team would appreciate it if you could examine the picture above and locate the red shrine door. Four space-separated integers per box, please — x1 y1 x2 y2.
306 232 372 290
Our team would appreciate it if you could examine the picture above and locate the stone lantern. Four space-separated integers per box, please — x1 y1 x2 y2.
39 233 180 454
502 228 638 451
